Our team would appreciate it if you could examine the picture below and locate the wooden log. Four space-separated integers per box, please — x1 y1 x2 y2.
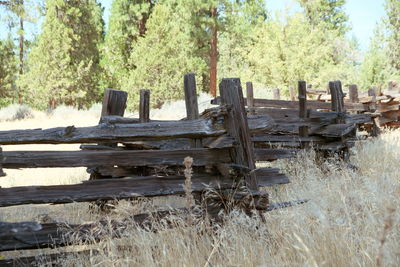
219 78 258 189
0 119 226 145
298 81 309 148
253 167 290 186
2 148 232 169
0 174 239 208
254 148 297 161
184 73 202 148
101 89 128 118
0 194 307 253
349 84 359 103
0 210 183 251
272 88 280 100
0 147 5 177
212 97 365 111
139 89 150 123
0 250 97 266
246 82 255 115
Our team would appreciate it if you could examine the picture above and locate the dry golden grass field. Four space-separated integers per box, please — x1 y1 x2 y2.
0 100 399 266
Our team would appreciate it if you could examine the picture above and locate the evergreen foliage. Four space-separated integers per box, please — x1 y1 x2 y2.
297 0 349 35
101 0 155 89
18 0 104 109
122 0 205 109
385 0 400 76
0 39 18 106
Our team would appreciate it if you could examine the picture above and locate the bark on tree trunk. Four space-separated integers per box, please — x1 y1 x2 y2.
209 7 218 97
18 0 24 104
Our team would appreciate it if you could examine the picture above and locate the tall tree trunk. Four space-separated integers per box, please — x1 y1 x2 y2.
209 7 217 97
18 0 24 104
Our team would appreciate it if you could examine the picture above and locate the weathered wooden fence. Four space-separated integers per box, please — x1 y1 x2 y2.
212 80 374 154
307 85 400 129
0 75 296 263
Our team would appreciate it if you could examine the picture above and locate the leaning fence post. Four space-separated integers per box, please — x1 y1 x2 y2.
298 81 309 148
220 78 258 190
184 73 202 148
272 88 280 100
139 89 150 123
246 82 255 115
0 147 5 177
349 84 359 103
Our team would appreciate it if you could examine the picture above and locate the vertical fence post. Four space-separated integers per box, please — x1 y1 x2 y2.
298 81 309 148
272 88 280 100
289 86 296 101
246 82 255 115
184 73 202 148
139 89 150 123
101 89 128 118
90 88 128 180
349 84 359 103
329 81 345 123
0 147 5 177
220 78 258 190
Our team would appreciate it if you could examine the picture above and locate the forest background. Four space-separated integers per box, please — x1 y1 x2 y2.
0 0 399 111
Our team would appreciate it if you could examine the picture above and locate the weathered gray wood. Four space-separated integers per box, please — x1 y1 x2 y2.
254 168 290 186
101 89 128 118
0 119 226 145
0 250 96 266
272 88 280 100
0 174 240 208
0 147 5 177
2 148 231 168
349 84 359 103
184 73 199 120
330 81 346 123
139 89 150 123
246 82 255 115
0 209 183 251
212 97 365 111
184 73 202 148
298 81 309 148
254 149 297 161
219 78 258 189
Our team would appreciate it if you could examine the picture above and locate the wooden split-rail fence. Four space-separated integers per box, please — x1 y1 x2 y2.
0 75 298 263
307 84 400 129
0 75 374 264
212 80 374 155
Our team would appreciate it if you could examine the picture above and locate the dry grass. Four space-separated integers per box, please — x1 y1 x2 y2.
0 103 399 266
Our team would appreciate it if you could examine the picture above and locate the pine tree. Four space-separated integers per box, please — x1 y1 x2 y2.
360 23 389 90
101 0 155 89
0 38 18 106
122 0 205 109
385 0 400 74
247 11 357 93
19 0 104 109
297 0 349 35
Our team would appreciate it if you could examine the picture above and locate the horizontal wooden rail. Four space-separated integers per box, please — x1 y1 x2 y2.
2 148 231 168
0 169 289 208
212 97 366 111
0 119 225 145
